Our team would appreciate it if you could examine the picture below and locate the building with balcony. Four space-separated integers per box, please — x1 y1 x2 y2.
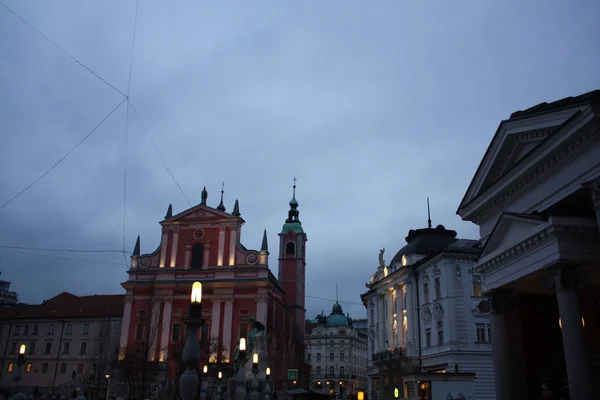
361 224 495 400
305 303 368 399
0 292 123 395
0 272 19 307
457 89 600 400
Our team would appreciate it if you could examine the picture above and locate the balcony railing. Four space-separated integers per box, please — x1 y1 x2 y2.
372 346 406 364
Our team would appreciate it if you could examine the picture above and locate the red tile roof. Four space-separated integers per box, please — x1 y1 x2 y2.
0 292 124 320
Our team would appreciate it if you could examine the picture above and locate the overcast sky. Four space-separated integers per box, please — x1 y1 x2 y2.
1 1 599 319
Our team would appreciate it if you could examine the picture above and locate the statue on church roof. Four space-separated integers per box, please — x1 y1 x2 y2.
378 247 385 269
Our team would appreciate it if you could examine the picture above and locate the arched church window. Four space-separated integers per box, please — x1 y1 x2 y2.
191 243 204 269
286 242 295 256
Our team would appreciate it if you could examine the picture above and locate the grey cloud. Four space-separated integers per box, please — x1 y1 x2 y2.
1 0 600 319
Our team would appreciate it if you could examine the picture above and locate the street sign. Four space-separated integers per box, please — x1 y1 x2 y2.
287 369 299 380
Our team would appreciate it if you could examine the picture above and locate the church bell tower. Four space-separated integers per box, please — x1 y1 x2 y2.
278 179 307 340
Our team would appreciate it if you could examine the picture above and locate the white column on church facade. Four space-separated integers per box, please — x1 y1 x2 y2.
217 228 226 266
159 298 172 362
554 267 593 400
221 298 234 362
118 297 133 359
387 291 394 348
148 300 161 361
367 298 374 358
377 294 385 351
210 299 222 362
228 229 237 266
169 228 179 267
203 242 211 268
395 286 403 345
159 230 168 268
489 304 512 400
184 244 191 269
256 296 268 325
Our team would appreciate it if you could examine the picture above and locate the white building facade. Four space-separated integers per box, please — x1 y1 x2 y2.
305 303 368 399
457 90 600 400
362 225 495 400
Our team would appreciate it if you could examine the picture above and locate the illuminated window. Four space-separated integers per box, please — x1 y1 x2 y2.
26 363 32 373
7 363 13 373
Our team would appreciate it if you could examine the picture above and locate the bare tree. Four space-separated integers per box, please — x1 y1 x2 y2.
114 296 167 400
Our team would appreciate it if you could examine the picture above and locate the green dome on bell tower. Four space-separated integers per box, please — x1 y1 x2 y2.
281 177 303 234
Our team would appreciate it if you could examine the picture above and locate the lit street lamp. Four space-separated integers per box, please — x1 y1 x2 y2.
179 282 204 400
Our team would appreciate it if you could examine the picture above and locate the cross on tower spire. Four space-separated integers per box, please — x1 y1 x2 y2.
427 197 432 229
217 181 226 212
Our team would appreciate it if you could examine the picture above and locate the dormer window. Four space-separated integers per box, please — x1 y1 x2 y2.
285 242 295 257
191 243 204 269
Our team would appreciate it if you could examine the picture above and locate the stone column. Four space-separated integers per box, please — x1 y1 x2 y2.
487 290 527 400
184 244 192 270
228 229 237 266
118 297 133 359
159 298 172 362
217 228 226 266
221 298 234 362
256 296 268 325
377 295 385 351
554 267 593 400
405 283 414 353
386 291 394 348
169 227 180 268
210 299 222 362
395 287 402 345
159 229 168 268
148 300 161 361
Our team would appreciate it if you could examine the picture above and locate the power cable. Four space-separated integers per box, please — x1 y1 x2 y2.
306 294 364 307
129 102 192 207
0 244 125 253
0 97 127 210
0 2 126 98
122 0 140 259
3 248 125 266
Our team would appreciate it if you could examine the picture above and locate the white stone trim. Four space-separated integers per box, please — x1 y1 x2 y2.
228 230 236 266
169 228 179 268
159 299 172 361
217 229 225 266
159 230 168 268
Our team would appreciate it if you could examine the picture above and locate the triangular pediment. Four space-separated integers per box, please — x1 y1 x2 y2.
165 204 241 224
480 212 548 258
458 105 585 213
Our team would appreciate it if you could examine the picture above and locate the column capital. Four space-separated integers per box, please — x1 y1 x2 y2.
255 296 269 303
163 297 173 304
551 267 588 291
172 227 180 234
124 296 134 304
222 297 235 303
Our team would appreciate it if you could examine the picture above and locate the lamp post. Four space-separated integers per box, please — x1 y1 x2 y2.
11 344 26 400
105 374 110 400
264 367 272 400
235 339 248 400
249 353 259 400
179 282 204 400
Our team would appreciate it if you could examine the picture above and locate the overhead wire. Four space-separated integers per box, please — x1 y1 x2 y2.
0 244 126 253
0 1 126 98
121 0 140 267
2 248 125 266
0 97 127 210
305 294 365 307
129 103 193 207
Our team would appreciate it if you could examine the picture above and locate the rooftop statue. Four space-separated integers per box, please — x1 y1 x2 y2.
378 247 385 269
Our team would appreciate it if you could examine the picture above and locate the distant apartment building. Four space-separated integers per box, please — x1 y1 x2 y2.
0 292 123 394
305 303 368 399
0 273 18 307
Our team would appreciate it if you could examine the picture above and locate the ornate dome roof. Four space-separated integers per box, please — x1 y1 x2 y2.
326 302 352 328
389 225 458 267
